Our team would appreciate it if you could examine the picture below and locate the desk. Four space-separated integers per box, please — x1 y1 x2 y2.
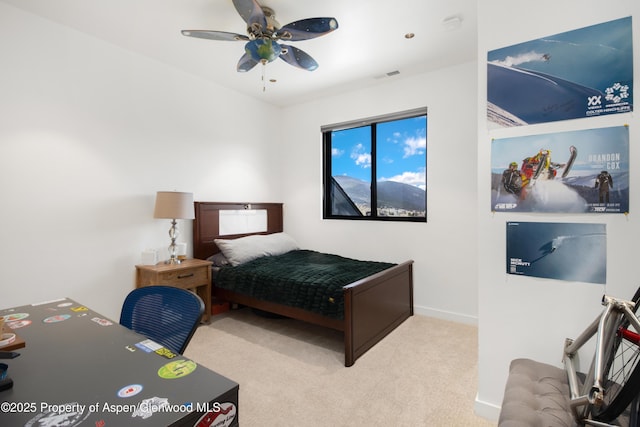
0 298 238 426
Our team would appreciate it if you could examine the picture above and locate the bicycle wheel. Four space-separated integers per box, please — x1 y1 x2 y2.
592 286 640 422
629 395 640 427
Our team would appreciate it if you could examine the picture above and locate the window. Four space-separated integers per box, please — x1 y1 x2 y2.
322 108 427 221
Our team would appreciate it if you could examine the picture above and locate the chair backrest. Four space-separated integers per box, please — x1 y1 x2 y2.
120 286 204 354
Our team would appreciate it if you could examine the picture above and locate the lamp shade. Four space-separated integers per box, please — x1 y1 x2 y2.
153 191 195 220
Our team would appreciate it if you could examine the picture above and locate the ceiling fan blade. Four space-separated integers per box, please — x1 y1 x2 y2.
237 52 260 72
277 18 339 41
181 30 249 42
279 44 319 71
232 0 266 31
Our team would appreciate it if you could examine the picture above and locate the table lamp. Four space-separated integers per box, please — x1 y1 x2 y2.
153 191 194 264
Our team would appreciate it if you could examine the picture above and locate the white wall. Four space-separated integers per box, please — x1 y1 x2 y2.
0 3 282 320
476 1 640 420
281 62 479 324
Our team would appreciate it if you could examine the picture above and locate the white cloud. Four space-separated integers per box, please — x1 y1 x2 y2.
332 147 344 157
380 169 426 189
403 136 426 158
351 143 371 168
386 132 402 144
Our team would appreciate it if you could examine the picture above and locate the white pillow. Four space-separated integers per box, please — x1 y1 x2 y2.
214 232 299 266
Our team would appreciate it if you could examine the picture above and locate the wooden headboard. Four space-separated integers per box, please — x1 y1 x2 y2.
193 202 284 260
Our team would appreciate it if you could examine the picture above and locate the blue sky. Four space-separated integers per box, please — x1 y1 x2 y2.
331 115 427 189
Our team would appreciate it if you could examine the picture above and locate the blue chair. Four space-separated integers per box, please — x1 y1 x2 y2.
120 286 204 354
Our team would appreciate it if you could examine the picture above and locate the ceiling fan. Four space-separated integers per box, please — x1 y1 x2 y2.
181 0 339 73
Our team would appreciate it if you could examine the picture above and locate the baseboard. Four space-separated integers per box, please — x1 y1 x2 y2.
474 394 501 423
413 304 478 326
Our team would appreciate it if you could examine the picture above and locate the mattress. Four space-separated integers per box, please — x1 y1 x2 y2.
214 250 396 319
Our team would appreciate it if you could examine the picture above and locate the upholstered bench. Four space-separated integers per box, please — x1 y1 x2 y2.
498 358 631 426
498 358 576 427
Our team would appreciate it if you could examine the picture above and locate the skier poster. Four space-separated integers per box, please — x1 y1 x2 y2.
506 222 606 285
487 16 633 128
492 126 629 214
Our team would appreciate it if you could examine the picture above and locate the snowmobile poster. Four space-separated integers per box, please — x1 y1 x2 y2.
506 222 606 285
491 126 629 213
487 16 633 128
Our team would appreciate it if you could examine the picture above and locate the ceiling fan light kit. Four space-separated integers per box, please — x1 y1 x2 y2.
181 0 339 74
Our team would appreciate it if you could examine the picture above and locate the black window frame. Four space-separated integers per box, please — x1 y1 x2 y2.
322 107 427 222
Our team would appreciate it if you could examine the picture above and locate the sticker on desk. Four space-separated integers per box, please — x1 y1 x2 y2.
158 359 197 379
194 402 237 427
154 347 178 359
136 339 162 353
134 339 177 358
6 319 31 329
2 313 29 322
25 402 91 427
91 317 113 326
43 314 71 323
58 302 73 307
71 306 89 312
132 396 169 420
117 384 144 398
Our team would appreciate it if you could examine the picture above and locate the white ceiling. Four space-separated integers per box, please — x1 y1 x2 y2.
2 0 478 107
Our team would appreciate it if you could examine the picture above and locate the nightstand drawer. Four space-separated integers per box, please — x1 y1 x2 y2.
135 259 213 323
154 267 208 288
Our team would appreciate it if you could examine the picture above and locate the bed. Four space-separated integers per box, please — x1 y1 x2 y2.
193 202 414 367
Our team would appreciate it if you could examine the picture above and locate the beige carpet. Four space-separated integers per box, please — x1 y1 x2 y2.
184 308 496 427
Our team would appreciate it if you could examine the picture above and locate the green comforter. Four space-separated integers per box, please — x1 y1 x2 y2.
215 250 396 320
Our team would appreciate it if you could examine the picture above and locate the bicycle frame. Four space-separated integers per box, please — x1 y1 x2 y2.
563 295 640 426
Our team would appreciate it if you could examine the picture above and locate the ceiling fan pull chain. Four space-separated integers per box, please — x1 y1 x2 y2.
261 60 267 92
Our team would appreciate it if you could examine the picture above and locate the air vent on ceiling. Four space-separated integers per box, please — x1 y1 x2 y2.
373 70 401 79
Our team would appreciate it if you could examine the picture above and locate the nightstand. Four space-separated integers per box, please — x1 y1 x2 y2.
135 259 212 323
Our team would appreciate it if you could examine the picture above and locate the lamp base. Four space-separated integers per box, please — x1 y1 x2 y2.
165 219 181 265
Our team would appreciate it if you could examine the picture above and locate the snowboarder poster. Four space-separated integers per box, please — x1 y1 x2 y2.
491 126 629 213
506 222 606 285
487 16 633 128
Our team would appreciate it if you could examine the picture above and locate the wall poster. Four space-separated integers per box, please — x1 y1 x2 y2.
492 126 629 213
487 16 633 128
506 222 606 284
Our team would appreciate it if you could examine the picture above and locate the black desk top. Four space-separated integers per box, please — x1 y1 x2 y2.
0 298 238 426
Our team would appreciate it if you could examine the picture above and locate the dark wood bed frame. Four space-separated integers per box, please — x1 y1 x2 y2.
193 202 414 367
